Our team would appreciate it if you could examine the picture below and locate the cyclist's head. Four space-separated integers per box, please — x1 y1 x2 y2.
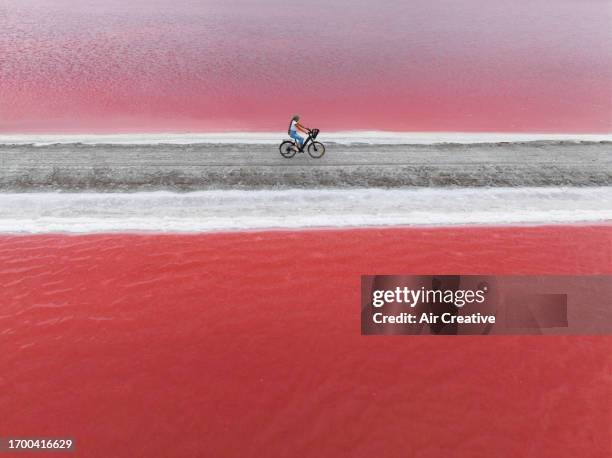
292 114 300 121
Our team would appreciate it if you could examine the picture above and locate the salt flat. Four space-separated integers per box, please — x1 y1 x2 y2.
0 141 609 190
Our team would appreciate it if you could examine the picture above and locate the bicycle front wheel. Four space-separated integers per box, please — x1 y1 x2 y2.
307 141 325 158
279 140 297 158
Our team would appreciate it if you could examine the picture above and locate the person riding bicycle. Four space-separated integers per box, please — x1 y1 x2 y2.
279 117 325 158
288 114 309 149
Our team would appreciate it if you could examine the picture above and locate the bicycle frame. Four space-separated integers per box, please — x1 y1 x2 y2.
294 131 314 152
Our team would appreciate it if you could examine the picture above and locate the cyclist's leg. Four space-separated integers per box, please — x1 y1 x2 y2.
291 132 304 147
290 131 304 148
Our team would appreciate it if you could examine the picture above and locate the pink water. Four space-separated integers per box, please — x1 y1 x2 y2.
1 0 611 133
1 225 610 457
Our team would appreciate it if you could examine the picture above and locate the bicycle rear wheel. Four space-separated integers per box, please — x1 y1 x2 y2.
307 141 325 158
279 141 297 158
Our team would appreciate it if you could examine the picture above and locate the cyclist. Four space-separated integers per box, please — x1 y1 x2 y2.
288 114 309 149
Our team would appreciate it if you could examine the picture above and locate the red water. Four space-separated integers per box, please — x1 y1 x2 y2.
2 0 611 133
1 225 611 457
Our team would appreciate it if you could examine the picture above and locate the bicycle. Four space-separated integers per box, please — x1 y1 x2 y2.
279 128 326 159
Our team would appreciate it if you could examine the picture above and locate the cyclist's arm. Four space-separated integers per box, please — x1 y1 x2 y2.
296 122 309 133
